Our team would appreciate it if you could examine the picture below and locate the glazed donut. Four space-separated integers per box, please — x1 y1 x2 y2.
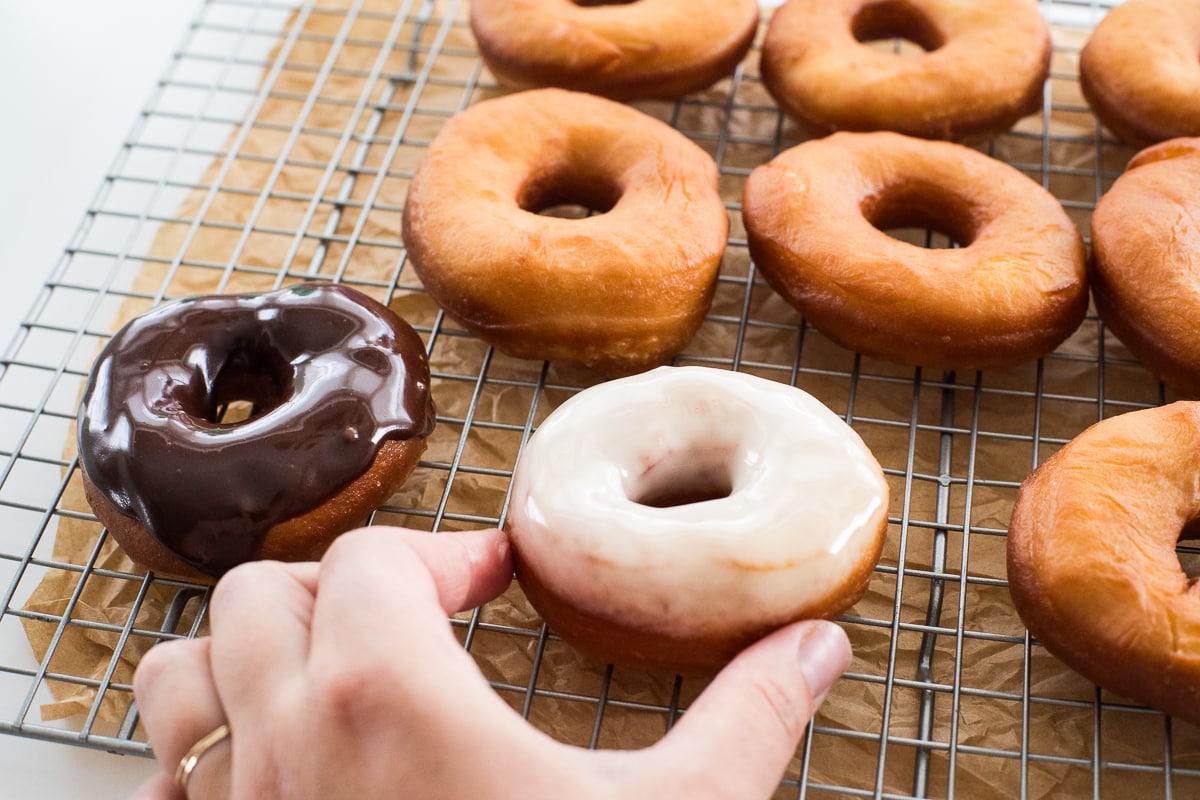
760 0 1051 141
741 131 1088 370
1007 402 1200 726
77 283 436 580
469 0 759 101
505 366 890 675
1080 0 1200 146
402 89 728 376
1091 138 1200 397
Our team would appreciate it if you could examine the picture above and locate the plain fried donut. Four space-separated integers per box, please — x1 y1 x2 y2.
1091 138 1200 397
77 283 436 580
469 0 759 101
741 131 1087 370
1007 402 1200 725
1080 0 1200 146
760 0 1051 141
505 366 890 675
402 89 728 376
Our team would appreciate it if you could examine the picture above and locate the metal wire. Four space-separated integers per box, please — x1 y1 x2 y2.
2 0 1196 797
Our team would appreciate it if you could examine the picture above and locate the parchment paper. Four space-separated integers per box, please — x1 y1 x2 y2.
20 3 1200 797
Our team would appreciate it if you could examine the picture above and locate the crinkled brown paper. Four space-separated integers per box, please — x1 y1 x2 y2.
21 3 1200 797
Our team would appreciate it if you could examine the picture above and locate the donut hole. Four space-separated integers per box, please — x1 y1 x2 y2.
1180 544 1200 583
863 180 980 249
215 401 257 425
205 342 294 425
536 203 594 220
628 447 736 508
852 0 945 54
882 227 959 250
1179 519 1200 582
518 165 622 220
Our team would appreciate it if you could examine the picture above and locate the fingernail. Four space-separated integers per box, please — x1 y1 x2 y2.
796 622 852 704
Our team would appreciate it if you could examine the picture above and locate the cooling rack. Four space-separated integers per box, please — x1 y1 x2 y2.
2 0 1195 798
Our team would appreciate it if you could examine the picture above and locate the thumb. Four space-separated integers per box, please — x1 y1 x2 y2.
650 620 852 797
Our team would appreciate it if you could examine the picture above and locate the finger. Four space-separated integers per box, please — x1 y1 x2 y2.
336 526 513 613
133 637 231 798
399 527 513 612
207 558 317 716
129 772 183 800
208 561 316 681
135 638 224 769
276 559 320 593
311 527 511 653
649 620 852 797
305 527 513 719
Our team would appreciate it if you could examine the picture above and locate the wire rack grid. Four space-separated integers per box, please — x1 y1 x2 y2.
1 0 1195 798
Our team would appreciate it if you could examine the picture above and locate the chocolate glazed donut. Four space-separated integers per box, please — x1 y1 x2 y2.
77 283 435 580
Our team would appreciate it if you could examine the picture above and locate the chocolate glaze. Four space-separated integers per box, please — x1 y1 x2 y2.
78 283 435 576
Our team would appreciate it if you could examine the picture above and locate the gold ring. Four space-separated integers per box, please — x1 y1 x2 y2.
174 723 231 794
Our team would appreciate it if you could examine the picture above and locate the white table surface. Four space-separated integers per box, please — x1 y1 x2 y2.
0 2 205 797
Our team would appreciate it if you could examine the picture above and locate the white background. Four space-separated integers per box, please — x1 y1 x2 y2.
0 2 204 796
0 1 203 351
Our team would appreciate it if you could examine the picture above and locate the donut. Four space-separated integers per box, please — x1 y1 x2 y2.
469 0 759 101
741 131 1088 370
401 88 728 376
1007 402 1200 726
1080 0 1200 147
505 366 890 675
1091 139 1200 397
77 282 436 580
760 0 1051 141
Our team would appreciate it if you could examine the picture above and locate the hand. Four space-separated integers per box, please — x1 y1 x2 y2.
132 526 852 799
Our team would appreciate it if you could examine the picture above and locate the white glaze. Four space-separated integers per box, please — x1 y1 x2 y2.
506 366 889 637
